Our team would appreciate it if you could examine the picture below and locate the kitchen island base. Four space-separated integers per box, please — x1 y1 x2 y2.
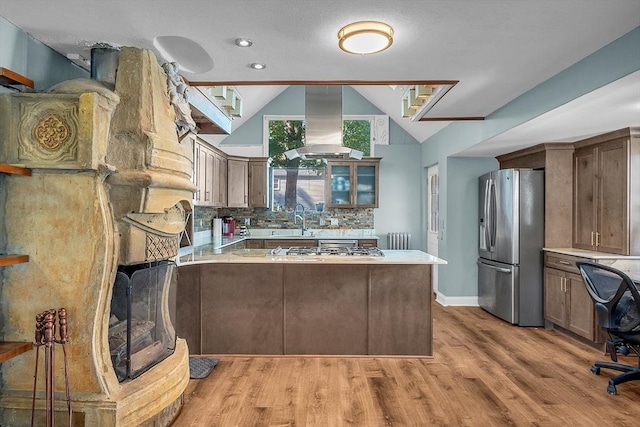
176 263 432 356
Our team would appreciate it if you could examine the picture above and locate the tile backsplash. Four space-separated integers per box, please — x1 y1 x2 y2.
193 206 374 233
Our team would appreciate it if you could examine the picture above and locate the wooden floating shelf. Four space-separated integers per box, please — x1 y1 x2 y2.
0 342 33 363
0 67 34 89
0 164 32 176
0 255 29 267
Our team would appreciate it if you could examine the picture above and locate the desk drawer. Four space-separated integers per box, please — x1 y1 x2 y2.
544 253 587 274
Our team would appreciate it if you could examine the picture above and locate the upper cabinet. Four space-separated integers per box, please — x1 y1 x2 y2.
325 159 380 208
248 158 270 208
193 139 227 208
193 139 270 210
227 157 249 207
572 128 639 255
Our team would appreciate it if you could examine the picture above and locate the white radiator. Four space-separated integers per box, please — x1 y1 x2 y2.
387 232 411 250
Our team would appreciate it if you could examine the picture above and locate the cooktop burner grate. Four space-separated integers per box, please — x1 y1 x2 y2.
286 246 384 257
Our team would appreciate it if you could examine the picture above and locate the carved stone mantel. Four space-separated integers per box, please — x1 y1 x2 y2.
0 47 193 426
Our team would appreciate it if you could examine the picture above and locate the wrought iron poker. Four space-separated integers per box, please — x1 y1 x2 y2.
31 308 72 427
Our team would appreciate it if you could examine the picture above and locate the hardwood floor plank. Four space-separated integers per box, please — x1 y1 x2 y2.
172 304 640 426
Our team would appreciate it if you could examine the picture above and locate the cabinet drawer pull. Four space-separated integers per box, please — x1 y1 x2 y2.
591 231 594 246
558 260 571 265
595 232 600 247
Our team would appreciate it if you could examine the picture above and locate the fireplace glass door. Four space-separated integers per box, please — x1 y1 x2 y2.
109 261 177 382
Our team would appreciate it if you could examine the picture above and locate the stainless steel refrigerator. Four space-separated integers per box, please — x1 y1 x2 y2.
478 168 544 326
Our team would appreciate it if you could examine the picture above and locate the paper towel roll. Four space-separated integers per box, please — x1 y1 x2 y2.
213 218 222 237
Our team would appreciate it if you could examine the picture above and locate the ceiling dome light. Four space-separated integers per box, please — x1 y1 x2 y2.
250 63 266 70
338 21 394 55
235 38 253 47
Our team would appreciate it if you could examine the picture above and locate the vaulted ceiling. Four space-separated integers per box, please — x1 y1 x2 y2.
1 1 639 155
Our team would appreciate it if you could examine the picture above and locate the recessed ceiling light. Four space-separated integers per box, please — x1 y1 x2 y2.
250 63 266 70
235 38 253 47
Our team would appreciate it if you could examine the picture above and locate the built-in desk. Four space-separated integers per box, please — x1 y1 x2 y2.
543 248 640 344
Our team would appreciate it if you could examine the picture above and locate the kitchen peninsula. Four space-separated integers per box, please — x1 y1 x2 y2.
175 244 445 357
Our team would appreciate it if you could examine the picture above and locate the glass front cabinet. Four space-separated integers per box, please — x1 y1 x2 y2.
325 158 380 208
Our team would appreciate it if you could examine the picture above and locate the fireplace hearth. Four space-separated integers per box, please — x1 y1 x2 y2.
0 47 195 426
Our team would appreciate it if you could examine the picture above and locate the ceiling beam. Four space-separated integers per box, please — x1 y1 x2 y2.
186 80 460 86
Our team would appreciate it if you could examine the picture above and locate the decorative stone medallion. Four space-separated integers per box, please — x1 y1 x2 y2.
33 114 70 150
18 100 79 163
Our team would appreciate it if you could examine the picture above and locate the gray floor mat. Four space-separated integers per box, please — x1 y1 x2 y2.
189 357 219 379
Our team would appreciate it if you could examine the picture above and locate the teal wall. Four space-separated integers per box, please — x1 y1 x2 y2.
220 85 419 147
0 16 88 93
422 26 640 302
221 84 423 248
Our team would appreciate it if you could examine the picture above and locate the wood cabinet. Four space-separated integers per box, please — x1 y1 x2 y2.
358 239 378 248
212 151 227 207
176 262 433 356
200 264 285 354
248 158 269 208
194 142 212 205
496 143 575 248
544 265 594 340
193 141 268 209
194 140 227 207
542 251 622 343
227 157 248 207
325 158 380 208
573 128 639 255
263 239 316 249
245 239 264 249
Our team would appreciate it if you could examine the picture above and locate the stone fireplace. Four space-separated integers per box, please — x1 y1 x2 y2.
0 47 195 426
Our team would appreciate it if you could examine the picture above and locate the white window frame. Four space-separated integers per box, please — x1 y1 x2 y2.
263 114 384 157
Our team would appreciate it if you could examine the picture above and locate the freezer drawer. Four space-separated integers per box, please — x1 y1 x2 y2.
477 259 518 324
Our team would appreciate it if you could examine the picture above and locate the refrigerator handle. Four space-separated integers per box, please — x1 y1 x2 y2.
489 178 497 250
483 178 491 249
477 261 511 273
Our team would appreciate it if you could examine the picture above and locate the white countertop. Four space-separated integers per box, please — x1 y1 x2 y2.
177 246 446 266
543 247 640 260
544 248 640 281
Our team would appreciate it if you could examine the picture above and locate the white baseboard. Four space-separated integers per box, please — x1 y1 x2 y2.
435 292 479 307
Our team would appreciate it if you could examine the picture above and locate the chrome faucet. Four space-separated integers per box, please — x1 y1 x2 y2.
294 203 307 235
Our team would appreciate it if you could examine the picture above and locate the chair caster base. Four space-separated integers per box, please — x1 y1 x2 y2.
591 366 600 375
607 382 617 395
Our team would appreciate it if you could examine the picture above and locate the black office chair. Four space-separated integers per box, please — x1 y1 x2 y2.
576 261 640 395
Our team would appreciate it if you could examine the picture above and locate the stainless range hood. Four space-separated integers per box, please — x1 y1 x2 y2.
285 86 363 160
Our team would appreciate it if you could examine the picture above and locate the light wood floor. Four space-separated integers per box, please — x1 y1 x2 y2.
171 303 640 426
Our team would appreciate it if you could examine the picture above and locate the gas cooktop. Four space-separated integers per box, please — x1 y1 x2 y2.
286 246 384 257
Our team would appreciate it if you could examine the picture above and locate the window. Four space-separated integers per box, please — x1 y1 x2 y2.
265 115 377 210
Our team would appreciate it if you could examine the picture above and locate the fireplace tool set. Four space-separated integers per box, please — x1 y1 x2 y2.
31 308 72 427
